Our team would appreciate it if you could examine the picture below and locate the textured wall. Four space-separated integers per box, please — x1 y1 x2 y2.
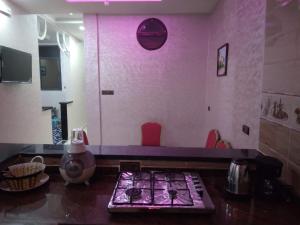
260 0 300 195
0 1 52 144
98 15 210 147
67 37 87 136
84 15 102 145
204 0 266 149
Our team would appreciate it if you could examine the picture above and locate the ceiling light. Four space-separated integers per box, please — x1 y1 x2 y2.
0 0 11 17
55 19 83 24
69 12 73 16
37 16 47 40
66 0 161 2
79 25 85 31
276 0 293 6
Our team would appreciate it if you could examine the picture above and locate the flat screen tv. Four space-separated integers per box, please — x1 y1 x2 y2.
0 46 32 83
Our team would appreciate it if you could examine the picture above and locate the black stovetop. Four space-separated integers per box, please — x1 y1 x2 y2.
108 171 215 214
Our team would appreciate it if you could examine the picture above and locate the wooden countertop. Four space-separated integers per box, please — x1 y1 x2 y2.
20 144 260 162
0 173 299 225
0 144 260 167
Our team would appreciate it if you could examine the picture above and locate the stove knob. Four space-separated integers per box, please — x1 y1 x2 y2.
197 188 204 198
192 176 198 181
194 184 202 189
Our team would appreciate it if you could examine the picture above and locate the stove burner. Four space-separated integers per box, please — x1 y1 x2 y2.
134 172 142 180
168 188 178 199
125 187 142 200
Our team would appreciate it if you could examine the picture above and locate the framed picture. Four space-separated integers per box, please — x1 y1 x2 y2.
217 43 229 76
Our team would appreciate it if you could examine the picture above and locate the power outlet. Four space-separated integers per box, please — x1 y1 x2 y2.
102 90 114 95
242 125 250 135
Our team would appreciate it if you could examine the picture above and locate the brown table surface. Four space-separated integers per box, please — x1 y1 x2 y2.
0 174 299 225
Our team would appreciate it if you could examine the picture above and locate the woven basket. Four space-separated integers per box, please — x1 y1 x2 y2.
2 156 45 191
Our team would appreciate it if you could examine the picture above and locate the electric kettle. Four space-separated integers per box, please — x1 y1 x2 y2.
226 159 250 196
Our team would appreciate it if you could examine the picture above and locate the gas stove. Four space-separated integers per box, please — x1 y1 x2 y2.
108 171 215 214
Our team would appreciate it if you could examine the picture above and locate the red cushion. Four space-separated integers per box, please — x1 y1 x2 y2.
205 129 220 148
141 122 161 146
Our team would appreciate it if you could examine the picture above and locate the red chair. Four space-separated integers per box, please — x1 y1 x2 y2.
215 140 232 149
205 129 220 148
141 122 161 146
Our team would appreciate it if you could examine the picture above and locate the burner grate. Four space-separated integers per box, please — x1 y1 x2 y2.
153 172 193 206
112 172 194 207
113 172 152 205
153 189 193 206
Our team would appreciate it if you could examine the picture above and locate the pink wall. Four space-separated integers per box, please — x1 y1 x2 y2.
84 1 267 148
99 16 210 147
204 0 266 149
85 15 210 146
84 15 102 145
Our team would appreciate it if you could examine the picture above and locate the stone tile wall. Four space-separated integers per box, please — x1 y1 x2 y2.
260 0 300 195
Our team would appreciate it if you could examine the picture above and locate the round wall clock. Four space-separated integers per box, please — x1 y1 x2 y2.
137 18 168 51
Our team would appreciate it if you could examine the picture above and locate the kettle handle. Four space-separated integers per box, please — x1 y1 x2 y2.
243 165 250 178
243 165 250 179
